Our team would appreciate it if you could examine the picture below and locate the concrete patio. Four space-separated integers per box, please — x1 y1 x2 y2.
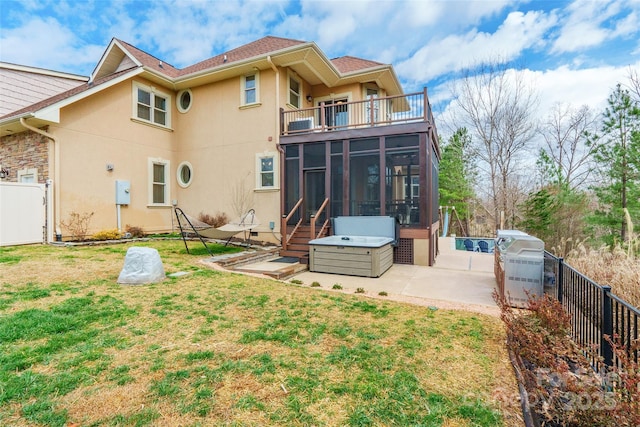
215 237 499 315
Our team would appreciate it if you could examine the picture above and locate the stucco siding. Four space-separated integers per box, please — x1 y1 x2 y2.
52 78 177 236
173 70 282 239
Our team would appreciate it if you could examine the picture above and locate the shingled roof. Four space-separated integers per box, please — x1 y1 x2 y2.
114 36 383 78
331 56 385 73
181 36 307 76
116 39 181 78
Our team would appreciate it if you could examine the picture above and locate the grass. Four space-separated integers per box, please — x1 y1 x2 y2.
0 240 518 426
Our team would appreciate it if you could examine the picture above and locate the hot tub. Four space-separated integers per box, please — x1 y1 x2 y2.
309 216 397 277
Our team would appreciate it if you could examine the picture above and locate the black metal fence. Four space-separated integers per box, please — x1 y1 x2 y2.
544 251 639 368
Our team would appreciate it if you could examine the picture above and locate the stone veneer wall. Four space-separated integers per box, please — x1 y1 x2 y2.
0 129 49 183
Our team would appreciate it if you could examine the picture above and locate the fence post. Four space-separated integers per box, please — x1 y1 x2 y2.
601 285 613 367
557 257 564 303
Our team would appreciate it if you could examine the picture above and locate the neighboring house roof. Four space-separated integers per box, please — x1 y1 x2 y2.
1 36 404 136
0 62 88 117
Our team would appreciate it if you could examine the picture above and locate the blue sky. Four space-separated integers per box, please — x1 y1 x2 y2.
1 0 639 135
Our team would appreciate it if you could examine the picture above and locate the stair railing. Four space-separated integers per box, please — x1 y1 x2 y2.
281 197 303 251
310 198 330 240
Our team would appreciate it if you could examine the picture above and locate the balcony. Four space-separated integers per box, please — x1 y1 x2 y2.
280 88 436 138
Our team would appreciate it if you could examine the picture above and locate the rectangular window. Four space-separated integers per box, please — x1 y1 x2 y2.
148 158 170 205
261 157 274 187
18 168 38 183
256 152 278 189
243 73 258 105
289 75 301 108
133 82 170 127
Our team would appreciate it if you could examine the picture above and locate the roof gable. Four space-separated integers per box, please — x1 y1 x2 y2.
91 38 181 82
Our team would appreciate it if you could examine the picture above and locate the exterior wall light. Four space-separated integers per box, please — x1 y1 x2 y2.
0 167 8 179
306 94 312 102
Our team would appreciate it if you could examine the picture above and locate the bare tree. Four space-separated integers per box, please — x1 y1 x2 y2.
229 175 254 218
449 60 539 230
538 103 599 189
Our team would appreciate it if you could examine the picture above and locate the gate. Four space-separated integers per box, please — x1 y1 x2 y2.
0 182 46 246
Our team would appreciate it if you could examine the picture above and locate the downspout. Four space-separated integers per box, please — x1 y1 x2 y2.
267 55 284 241
20 117 58 243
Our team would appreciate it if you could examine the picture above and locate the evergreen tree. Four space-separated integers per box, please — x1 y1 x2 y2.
519 183 588 253
587 84 640 245
439 128 475 234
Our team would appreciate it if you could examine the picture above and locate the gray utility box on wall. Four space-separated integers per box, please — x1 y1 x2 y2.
495 230 544 308
115 180 131 205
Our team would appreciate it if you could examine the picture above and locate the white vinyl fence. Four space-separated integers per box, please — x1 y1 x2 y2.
0 182 46 246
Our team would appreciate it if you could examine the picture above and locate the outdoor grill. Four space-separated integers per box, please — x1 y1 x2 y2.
494 230 544 307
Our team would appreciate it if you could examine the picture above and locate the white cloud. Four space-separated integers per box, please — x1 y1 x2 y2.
0 17 102 73
395 10 556 84
551 0 640 53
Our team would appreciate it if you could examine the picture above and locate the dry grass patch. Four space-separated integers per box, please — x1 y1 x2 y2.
0 241 519 426
566 244 640 307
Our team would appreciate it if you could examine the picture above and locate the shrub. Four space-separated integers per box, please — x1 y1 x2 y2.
60 211 94 241
332 284 343 290
378 291 388 296
92 229 122 241
355 288 365 294
310 281 321 287
198 212 229 228
125 224 145 238
497 291 640 426
290 279 303 285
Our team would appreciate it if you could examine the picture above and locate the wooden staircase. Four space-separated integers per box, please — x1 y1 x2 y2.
280 225 330 263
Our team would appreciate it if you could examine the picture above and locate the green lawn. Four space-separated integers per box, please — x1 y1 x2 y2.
0 240 517 426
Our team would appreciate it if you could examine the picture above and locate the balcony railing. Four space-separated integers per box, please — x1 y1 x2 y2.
280 88 435 136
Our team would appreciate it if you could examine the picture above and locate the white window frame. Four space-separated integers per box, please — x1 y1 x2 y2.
176 161 193 188
287 72 301 109
18 167 38 183
148 158 170 206
132 82 171 128
241 72 260 106
176 89 193 113
255 152 279 190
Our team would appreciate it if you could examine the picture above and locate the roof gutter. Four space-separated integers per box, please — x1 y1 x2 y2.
19 117 59 242
267 55 279 138
267 55 285 230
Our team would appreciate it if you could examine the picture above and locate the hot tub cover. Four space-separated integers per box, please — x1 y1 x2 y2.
331 216 397 244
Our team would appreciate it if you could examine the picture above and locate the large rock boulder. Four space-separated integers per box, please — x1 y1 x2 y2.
117 247 165 284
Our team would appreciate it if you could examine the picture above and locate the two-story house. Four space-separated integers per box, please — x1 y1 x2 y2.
0 36 440 265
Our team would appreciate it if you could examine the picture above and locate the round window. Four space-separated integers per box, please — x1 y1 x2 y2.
177 161 193 187
177 89 192 113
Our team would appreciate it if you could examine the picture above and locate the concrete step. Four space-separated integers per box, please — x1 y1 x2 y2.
214 248 280 268
280 249 309 261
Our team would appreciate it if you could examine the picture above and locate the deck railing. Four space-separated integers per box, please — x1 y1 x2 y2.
544 251 639 369
281 88 435 135
310 198 329 240
281 198 303 251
